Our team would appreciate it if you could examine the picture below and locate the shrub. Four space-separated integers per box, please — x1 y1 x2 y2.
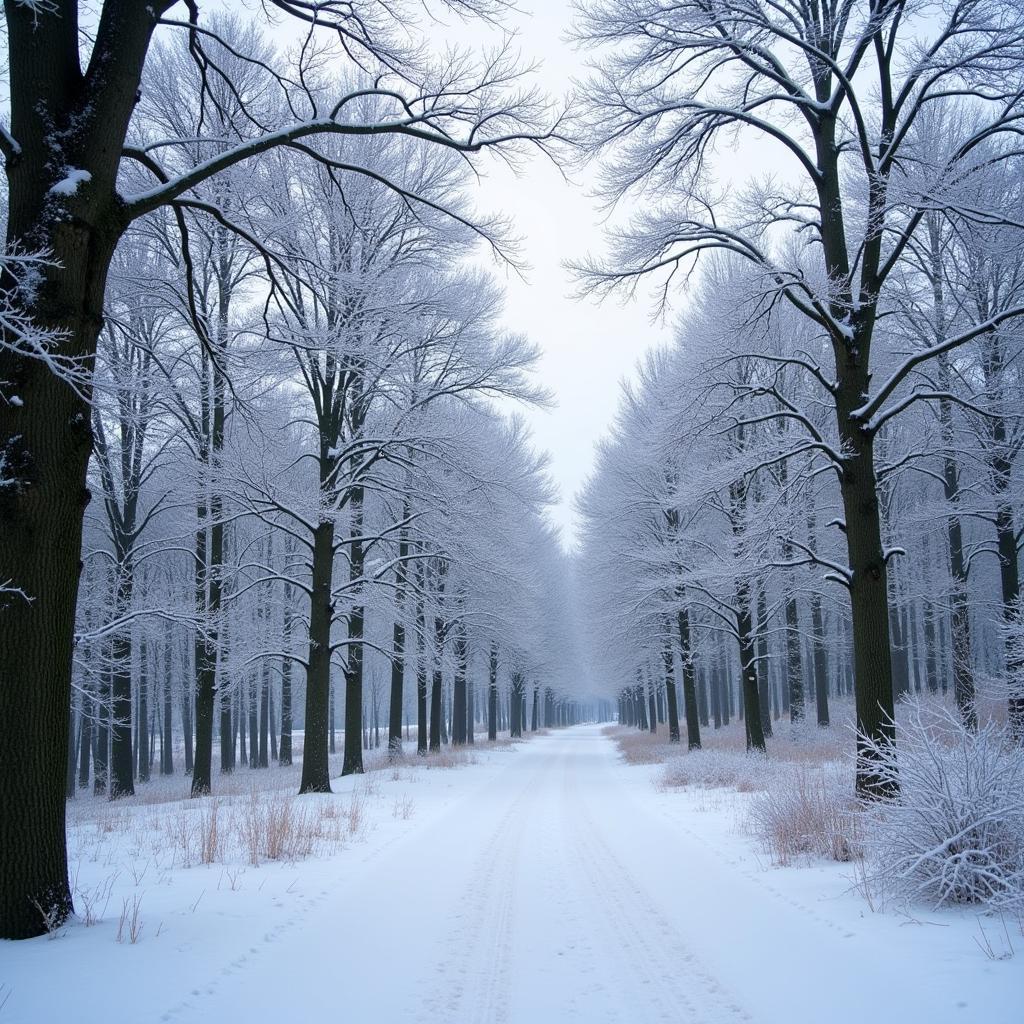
610 727 678 766
661 747 770 792
747 763 860 865
861 699 1024 911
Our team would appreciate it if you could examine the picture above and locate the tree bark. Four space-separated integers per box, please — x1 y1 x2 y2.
342 485 366 776
137 634 150 783
662 637 681 743
487 643 498 741
675 607 701 750
415 567 428 755
279 578 295 766
735 583 766 752
0 0 173 937
452 622 467 746
300 519 335 793
388 509 410 758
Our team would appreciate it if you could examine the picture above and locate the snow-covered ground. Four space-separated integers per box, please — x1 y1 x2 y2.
1 726 1021 1023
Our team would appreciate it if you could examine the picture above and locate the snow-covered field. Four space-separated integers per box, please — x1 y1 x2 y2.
1 726 1021 1023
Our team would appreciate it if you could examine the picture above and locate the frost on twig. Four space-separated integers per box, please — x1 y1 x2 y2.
861 699 1024 912
0 247 88 398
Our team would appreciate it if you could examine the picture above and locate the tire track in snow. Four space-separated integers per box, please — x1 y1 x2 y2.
566 762 752 1024
416 750 545 1024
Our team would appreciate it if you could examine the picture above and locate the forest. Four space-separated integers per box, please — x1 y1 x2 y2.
1 3 1023 1021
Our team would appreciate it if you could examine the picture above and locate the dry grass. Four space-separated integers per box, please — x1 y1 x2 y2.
604 726 680 765
607 702 858 794
116 893 144 944
416 747 477 770
608 704 862 866
62 724 544 911
746 764 861 865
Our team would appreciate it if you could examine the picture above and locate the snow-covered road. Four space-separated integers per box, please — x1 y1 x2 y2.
3 726 1020 1023
153 726 1023 1024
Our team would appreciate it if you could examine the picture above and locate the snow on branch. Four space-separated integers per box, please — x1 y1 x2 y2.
861 699 1024 912
0 247 91 399
851 306 1024 432
123 47 562 224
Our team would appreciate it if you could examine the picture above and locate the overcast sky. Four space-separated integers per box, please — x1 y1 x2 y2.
440 1 672 547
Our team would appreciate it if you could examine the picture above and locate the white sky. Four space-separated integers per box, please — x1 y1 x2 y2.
438 2 672 547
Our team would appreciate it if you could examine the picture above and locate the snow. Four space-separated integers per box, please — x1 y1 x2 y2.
0 124 19 157
48 169 91 197
8 396 22 407
1 728 1020 1023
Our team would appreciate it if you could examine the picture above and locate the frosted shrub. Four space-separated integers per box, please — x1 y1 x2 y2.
747 764 860 865
862 700 1024 911
661 748 769 792
612 728 679 766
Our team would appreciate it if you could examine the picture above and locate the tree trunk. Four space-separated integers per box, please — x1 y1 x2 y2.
429 618 443 752
452 624 467 746
662 639 681 743
192 475 225 796
676 607 701 750
510 674 524 739
922 210 976 726
78 691 92 788
809 591 830 727
888 599 910 699
300 520 335 793
710 661 722 730
341 484 366 775
279 583 294 766
108 565 135 798
219 679 233 774
755 587 773 740
487 643 498 741
784 591 804 723
984 351 1024 735
415 573 428 755
137 635 150 783
181 702 193 776
93 670 110 795
923 596 940 695
836 412 896 794
248 674 258 767
161 631 174 774
269 681 278 762
387 511 409 759
0 0 170 937
735 583 766 752
258 663 270 768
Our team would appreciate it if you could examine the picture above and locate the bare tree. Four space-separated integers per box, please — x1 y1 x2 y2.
573 0 1024 793
0 0 554 940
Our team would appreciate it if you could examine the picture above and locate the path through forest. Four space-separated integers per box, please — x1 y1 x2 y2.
3 727 1019 1023
156 728 1018 1024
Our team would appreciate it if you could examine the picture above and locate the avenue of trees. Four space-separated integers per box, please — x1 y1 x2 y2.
573 0 1024 793
0 1 587 940
5 0 1024 942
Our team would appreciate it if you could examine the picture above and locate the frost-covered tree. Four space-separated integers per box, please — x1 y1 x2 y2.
0 0 556 939
573 0 1024 793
